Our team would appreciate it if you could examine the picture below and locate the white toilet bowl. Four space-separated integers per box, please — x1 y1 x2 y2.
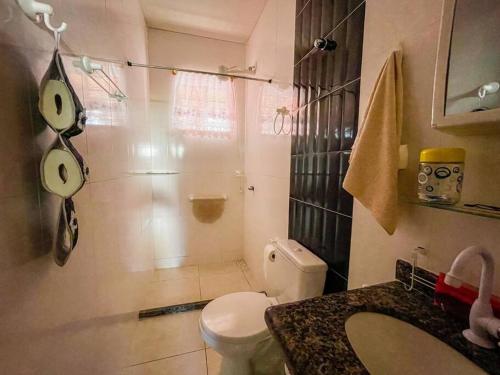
199 292 274 375
199 239 327 375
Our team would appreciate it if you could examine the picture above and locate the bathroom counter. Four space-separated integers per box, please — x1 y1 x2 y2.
264 281 500 375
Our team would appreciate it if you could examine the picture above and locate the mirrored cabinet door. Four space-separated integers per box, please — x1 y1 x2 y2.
432 0 500 133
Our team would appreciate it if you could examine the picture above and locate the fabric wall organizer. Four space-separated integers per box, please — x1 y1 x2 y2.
39 49 89 266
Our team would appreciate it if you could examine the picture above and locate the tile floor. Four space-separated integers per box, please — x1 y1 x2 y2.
5 261 268 374
120 310 223 374
142 260 254 310
119 261 254 374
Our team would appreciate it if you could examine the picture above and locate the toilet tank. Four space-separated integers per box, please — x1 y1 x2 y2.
263 239 327 304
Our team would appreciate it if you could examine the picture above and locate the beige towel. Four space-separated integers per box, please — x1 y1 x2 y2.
343 50 403 235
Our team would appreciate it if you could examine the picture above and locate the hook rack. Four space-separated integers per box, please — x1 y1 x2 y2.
73 56 128 102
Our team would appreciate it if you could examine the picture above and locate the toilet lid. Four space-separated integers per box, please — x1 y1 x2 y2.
200 292 272 344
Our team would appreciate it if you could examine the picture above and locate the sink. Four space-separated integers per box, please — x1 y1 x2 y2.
345 312 487 375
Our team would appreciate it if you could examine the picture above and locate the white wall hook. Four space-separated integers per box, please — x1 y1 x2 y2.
16 0 52 22
17 0 67 47
43 12 67 34
478 82 500 99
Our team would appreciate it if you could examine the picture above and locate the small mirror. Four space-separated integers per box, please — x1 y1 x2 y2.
432 0 500 133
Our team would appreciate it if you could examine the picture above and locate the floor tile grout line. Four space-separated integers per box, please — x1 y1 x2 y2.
124 348 206 368
127 262 254 372
197 264 203 302
204 348 209 375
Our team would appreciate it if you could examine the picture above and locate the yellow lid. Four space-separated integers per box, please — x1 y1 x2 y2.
420 148 465 163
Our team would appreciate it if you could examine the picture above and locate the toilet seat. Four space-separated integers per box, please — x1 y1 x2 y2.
200 292 272 345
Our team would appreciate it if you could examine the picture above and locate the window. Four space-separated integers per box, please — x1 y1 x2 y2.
171 71 236 138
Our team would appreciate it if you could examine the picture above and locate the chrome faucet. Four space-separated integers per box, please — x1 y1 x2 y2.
444 245 500 349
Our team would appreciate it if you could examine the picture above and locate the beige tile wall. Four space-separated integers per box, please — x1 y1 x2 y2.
0 0 154 372
147 29 246 267
349 0 500 293
243 0 295 290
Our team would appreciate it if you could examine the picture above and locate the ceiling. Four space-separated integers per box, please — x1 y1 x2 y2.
140 0 268 43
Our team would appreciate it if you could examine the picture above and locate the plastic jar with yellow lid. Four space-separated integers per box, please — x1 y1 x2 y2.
417 148 466 204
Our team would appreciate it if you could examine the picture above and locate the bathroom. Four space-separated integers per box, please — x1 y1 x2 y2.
1 0 500 374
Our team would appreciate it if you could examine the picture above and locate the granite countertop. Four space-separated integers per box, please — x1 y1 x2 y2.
264 281 500 375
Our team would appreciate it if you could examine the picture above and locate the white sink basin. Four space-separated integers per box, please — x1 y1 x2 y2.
345 312 486 375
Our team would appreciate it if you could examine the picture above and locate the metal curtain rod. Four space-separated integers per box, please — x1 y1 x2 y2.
126 61 272 83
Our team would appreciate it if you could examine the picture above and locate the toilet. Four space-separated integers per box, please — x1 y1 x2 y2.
199 239 327 374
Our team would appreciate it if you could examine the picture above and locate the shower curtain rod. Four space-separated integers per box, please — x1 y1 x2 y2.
126 61 273 83
57 53 271 83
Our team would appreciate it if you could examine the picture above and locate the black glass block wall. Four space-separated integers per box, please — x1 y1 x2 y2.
289 0 365 293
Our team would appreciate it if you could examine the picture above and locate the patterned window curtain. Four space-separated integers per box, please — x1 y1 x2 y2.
171 71 236 139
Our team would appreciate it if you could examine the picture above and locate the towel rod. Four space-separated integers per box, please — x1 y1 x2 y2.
127 61 273 83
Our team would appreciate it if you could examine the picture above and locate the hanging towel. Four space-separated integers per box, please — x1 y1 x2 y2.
343 50 403 235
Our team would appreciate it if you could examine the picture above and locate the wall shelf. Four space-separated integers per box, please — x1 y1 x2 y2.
188 194 228 202
128 170 180 175
407 200 500 220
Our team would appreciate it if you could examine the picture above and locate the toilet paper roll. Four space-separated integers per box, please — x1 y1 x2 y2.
54 197 79 266
40 138 89 198
39 79 76 131
39 49 87 137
